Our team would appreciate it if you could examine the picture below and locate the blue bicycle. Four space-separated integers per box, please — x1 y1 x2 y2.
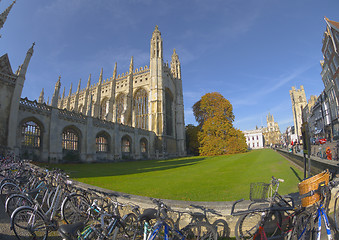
133 198 217 240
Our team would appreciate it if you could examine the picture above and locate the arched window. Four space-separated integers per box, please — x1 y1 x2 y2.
100 98 109 120
116 94 125 124
140 138 148 159
134 89 148 129
21 121 41 148
165 90 173 136
62 128 79 151
96 133 109 152
121 136 131 154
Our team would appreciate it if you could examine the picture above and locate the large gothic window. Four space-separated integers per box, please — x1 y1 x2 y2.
165 90 174 136
62 128 79 151
140 138 148 159
116 94 125 124
100 98 109 120
96 132 109 152
134 89 148 129
121 136 131 158
21 121 41 148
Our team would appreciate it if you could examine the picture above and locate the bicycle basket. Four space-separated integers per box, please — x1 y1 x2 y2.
250 182 270 201
298 169 330 207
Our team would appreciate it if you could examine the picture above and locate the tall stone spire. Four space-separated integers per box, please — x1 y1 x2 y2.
18 42 34 79
0 0 16 32
93 69 103 118
99 68 103 85
66 83 72 110
7 42 35 148
107 63 117 122
59 86 65 108
82 74 91 115
150 25 164 136
86 74 91 88
51 76 61 108
74 79 81 111
113 62 117 79
129 56 134 74
171 48 181 79
38 88 44 104
76 78 81 93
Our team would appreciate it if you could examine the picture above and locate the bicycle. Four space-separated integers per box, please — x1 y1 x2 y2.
232 176 294 240
59 188 138 240
133 198 217 240
10 171 74 240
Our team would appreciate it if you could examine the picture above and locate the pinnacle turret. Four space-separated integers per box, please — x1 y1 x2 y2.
129 56 133 74
113 62 117 79
38 88 44 104
99 68 103 85
0 0 16 33
76 79 81 93
87 74 91 88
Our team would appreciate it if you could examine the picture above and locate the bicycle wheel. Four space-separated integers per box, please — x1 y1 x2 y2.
182 222 217 240
0 182 21 202
290 211 313 240
61 193 90 224
5 194 34 217
112 213 139 240
212 218 229 239
235 210 281 240
11 206 48 240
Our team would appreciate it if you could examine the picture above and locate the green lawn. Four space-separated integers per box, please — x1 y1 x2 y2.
37 149 304 201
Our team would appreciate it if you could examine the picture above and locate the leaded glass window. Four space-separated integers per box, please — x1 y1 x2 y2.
116 94 125 124
140 139 147 153
21 121 41 148
100 98 109 120
96 134 108 152
134 89 148 129
62 128 79 151
121 137 131 153
165 91 173 136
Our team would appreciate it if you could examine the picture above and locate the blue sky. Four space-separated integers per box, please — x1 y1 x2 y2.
1 0 338 132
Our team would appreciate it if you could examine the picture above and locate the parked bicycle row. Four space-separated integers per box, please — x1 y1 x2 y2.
0 157 228 240
231 170 339 239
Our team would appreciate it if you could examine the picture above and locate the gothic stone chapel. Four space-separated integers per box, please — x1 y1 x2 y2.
0 25 186 162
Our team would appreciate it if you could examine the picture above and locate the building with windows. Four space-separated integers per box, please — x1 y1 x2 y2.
243 128 264 149
320 17 339 140
0 5 186 162
262 113 281 146
289 86 307 141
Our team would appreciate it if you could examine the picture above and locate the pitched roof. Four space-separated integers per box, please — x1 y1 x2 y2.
0 53 14 75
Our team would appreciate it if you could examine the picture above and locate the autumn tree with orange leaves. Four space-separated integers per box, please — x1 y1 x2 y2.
193 92 247 156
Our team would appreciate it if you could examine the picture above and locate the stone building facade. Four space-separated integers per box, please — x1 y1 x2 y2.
0 22 186 162
262 113 281 146
289 86 307 141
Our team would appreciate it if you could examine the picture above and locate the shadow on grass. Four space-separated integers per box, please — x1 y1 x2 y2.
37 157 208 179
290 167 302 182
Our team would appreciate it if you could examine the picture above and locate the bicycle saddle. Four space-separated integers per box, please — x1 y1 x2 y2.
58 222 85 240
191 212 205 221
138 208 157 222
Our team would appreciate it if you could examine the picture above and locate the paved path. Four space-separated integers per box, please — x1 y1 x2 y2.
0 195 62 240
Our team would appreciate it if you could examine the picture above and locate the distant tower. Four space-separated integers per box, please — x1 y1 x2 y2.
290 86 307 140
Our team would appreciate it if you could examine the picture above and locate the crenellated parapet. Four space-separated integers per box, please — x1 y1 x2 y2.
93 118 115 130
19 97 52 116
58 108 87 124
118 124 135 133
